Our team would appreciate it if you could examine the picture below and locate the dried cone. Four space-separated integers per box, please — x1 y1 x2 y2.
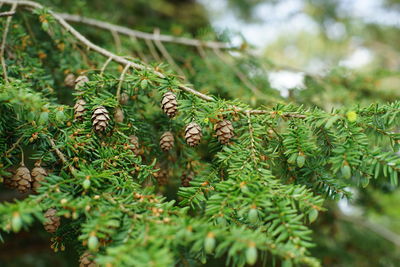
64 73 76 87
31 162 47 193
159 131 174 152
119 92 129 105
74 99 87 120
154 165 168 186
91 106 110 132
114 107 124 123
181 172 194 187
11 164 32 193
129 135 140 156
161 92 178 118
80 251 97 267
185 122 202 147
43 208 60 233
2 168 15 188
75 75 89 90
215 119 234 144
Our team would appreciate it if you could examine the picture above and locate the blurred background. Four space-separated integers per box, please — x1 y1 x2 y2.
1 0 399 266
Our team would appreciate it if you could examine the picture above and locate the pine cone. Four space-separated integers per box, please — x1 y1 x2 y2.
74 99 87 120
181 172 194 187
161 92 178 118
114 107 124 123
11 165 32 193
43 208 60 233
75 75 89 90
185 122 202 147
80 251 97 267
129 135 140 155
2 168 15 188
154 165 168 186
64 73 76 87
91 106 110 132
215 119 234 144
159 131 174 152
31 163 47 193
119 92 129 105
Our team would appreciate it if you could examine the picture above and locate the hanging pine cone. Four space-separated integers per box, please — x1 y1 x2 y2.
129 135 140 155
75 75 89 90
215 119 234 144
181 172 194 187
2 168 15 189
80 251 97 267
43 208 60 233
91 106 110 132
11 164 32 193
161 92 178 118
64 73 76 87
74 99 87 120
114 107 124 123
185 122 202 147
119 92 129 105
159 131 174 152
31 162 47 193
153 165 168 186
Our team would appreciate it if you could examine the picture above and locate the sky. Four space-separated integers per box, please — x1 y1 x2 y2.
199 0 399 94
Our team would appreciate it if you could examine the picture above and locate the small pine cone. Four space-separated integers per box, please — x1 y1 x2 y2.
129 135 140 155
215 119 234 144
119 92 129 105
181 172 194 187
43 208 60 233
3 168 15 188
153 165 168 186
114 107 124 123
31 163 47 193
75 75 89 90
64 73 76 87
74 99 87 120
80 251 97 267
159 131 174 152
161 92 178 118
185 122 202 147
11 165 32 193
91 106 110 132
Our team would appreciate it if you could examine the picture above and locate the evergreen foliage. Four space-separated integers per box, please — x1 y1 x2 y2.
0 1 399 266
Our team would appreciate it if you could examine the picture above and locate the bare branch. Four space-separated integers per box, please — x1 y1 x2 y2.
116 63 131 101
0 2 17 83
0 10 15 17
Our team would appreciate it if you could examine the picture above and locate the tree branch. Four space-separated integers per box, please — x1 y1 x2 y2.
0 2 17 83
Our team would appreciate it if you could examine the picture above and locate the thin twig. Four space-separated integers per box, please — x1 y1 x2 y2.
111 29 121 53
0 10 15 17
4 135 23 156
129 36 148 63
116 63 131 101
48 137 77 174
144 38 161 62
0 2 17 83
153 28 187 80
57 13 233 49
100 56 113 76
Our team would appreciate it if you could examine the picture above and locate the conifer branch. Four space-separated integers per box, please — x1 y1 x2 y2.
116 63 131 101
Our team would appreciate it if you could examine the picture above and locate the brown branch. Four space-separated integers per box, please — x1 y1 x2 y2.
0 2 17 83
48 137 77 174
57 13 233 50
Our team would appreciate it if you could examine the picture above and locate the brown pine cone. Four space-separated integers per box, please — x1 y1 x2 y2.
64 73 76 87
181 172 194 187
31 162 47 193
159 131 174 152
91 106 110 132
75 75 89 90
154 165 168 186
161 92 178 118
11 165 32 193
129 135 140 155
119 92 129 105
215 119 234 144
114 107 124 123
74 99 87 120
2 168 15 188
185 122 202 147
43 208 60 233
79 251 97 267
